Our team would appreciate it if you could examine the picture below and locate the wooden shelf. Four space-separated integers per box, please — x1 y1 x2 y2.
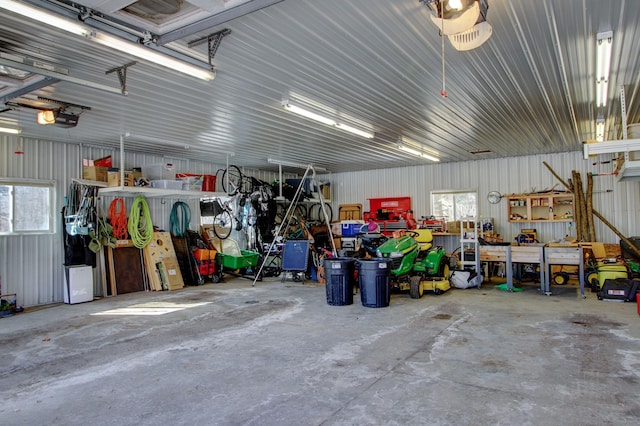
507 192 574 223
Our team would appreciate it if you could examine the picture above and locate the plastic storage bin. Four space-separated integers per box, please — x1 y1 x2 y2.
216 250 260 270
142 163 176 181
324 257 356 306
150 180 184 190
356 258 391 308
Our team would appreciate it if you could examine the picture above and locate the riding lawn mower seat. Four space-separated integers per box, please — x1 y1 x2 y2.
412 229 433 252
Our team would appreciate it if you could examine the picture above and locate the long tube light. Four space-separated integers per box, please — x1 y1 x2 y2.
0 0 215 81
0 126 21 134
283 102 336 126
335 123 374 139
397 138 440 162
282 100 374 139
596 31 613 107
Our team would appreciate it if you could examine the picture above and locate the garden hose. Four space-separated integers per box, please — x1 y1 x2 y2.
128 196 154 248
170 201 191 237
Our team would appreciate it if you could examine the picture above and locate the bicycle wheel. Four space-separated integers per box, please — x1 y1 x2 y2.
293 204 307 221
221 165 243 195
212 209 233 239
309 203 333 223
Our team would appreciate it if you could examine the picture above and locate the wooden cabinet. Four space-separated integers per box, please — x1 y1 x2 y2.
507 192 574 223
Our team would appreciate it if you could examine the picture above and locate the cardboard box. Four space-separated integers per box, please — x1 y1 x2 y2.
108 170 142 187
82 166 108 182
445 221 475 235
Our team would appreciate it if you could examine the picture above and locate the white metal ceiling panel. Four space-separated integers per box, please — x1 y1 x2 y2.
0 0 639 173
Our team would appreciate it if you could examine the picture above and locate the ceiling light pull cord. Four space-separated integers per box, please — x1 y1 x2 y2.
440 2 448 98
128 196 154 249
108 198 129 240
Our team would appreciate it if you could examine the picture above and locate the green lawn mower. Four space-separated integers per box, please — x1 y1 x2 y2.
375 229 450 298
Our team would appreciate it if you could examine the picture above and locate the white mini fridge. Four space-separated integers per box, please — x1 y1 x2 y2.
64 265 94 304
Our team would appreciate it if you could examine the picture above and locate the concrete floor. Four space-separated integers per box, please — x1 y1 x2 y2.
1 277 639 426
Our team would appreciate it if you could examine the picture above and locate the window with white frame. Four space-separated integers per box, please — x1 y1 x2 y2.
430 190 477 222
0 179 56 235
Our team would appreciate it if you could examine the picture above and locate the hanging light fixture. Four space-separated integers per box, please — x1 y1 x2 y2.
422 0 492 51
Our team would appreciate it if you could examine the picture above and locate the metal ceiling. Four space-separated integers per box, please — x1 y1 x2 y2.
0 0 639 173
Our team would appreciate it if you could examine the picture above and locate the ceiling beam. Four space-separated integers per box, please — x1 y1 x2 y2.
0 57 124 96
0 75 59 105
157 0 285 45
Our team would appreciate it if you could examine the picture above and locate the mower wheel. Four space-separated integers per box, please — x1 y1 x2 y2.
438 260 450 280
211 273 221 283
409 276 424 299
590 277 599 292
553 272 570 285
586 271 598 288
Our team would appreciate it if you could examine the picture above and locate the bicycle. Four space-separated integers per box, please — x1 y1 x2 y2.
210 198 235 240
216 165 254 196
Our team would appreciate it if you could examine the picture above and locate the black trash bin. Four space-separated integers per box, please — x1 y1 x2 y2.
324 257 356 306
356 258 391 308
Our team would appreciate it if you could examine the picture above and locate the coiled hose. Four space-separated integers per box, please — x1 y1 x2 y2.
128 196 154 248
108 198 128 240
170 201 191 237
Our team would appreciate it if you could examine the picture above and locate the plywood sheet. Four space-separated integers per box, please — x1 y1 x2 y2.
143 232 183 291
108 245 145 294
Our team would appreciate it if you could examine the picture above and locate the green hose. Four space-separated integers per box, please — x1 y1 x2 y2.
128 196 154 248
170 201 191 237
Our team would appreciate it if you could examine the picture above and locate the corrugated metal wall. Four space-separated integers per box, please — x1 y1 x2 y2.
326 152 640 253
1 135 639 306
0 135 293 307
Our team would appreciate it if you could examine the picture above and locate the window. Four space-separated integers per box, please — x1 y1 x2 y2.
431 190 477 222
0 179 56 235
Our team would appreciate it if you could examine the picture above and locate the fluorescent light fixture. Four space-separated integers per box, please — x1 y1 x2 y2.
0 0 215 81
282 101 336 126
595 31 613 107
596 80 609 108
335 123 374 139
92 33 215 81
397 138 440 162
282 99 374 138
0 126 21 134
596 31 613 81
0 0 93 37
595 117 605 142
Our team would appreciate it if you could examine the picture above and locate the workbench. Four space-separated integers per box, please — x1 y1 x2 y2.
479 244 546 292
544 245 585 297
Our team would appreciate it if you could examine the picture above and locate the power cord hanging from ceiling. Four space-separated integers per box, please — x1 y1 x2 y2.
440 1 448 98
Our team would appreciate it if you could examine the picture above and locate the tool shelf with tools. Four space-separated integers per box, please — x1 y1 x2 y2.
507 192 575 223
